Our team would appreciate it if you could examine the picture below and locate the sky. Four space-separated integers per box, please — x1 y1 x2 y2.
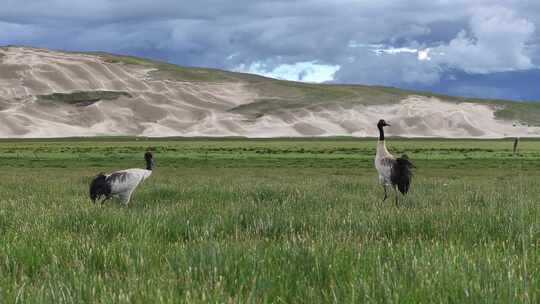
2 0 540 101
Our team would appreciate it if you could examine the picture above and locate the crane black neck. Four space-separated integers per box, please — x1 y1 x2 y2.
378 125 385 141
144 152 154 171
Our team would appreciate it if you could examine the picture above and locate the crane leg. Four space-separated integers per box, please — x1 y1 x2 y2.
382 185 388 202
393 186 399 206
119 191 133 206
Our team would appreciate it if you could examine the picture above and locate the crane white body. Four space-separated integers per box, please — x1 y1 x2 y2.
106 168 152 203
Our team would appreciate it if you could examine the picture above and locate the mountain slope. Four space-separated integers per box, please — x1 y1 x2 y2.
1 46 539 138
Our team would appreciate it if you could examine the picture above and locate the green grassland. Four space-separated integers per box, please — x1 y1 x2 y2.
0 137 539 303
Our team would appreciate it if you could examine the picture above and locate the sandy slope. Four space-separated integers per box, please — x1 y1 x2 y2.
0 46 538 138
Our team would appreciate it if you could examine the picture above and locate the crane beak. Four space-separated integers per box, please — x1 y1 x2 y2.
385 122 391 126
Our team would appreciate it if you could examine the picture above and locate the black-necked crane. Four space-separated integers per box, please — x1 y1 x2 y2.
89 151 154 205
374 119 413 205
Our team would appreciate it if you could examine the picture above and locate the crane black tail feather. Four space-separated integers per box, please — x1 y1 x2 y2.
391 154 414 195
89 173 111 203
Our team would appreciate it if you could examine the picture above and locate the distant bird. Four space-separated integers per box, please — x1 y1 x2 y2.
513 137 520 156
374 119 413 205
90 151 154 205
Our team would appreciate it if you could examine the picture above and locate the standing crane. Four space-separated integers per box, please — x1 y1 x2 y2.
374 119 413 205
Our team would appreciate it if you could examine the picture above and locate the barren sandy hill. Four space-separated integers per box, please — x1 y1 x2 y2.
1 46 539 138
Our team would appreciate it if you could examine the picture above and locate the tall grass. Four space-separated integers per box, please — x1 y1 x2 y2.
0 139 538 303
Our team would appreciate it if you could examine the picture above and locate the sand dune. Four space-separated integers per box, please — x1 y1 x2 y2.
0 46 538 138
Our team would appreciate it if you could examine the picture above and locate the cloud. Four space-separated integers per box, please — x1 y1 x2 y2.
333 48 442 85
365 46 432 61
235 61 340 83
418 49 431 61
0 21 44 44
1 1 540 99
430 7 536 73
335 6 537 91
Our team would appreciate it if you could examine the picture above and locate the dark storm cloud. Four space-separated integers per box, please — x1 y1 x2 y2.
1 0 540 100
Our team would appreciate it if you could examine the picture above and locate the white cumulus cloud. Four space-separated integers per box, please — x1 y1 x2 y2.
430 7 536 73
235 61 340 83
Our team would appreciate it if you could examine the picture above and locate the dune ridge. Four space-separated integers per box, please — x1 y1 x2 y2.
0 46 538 138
